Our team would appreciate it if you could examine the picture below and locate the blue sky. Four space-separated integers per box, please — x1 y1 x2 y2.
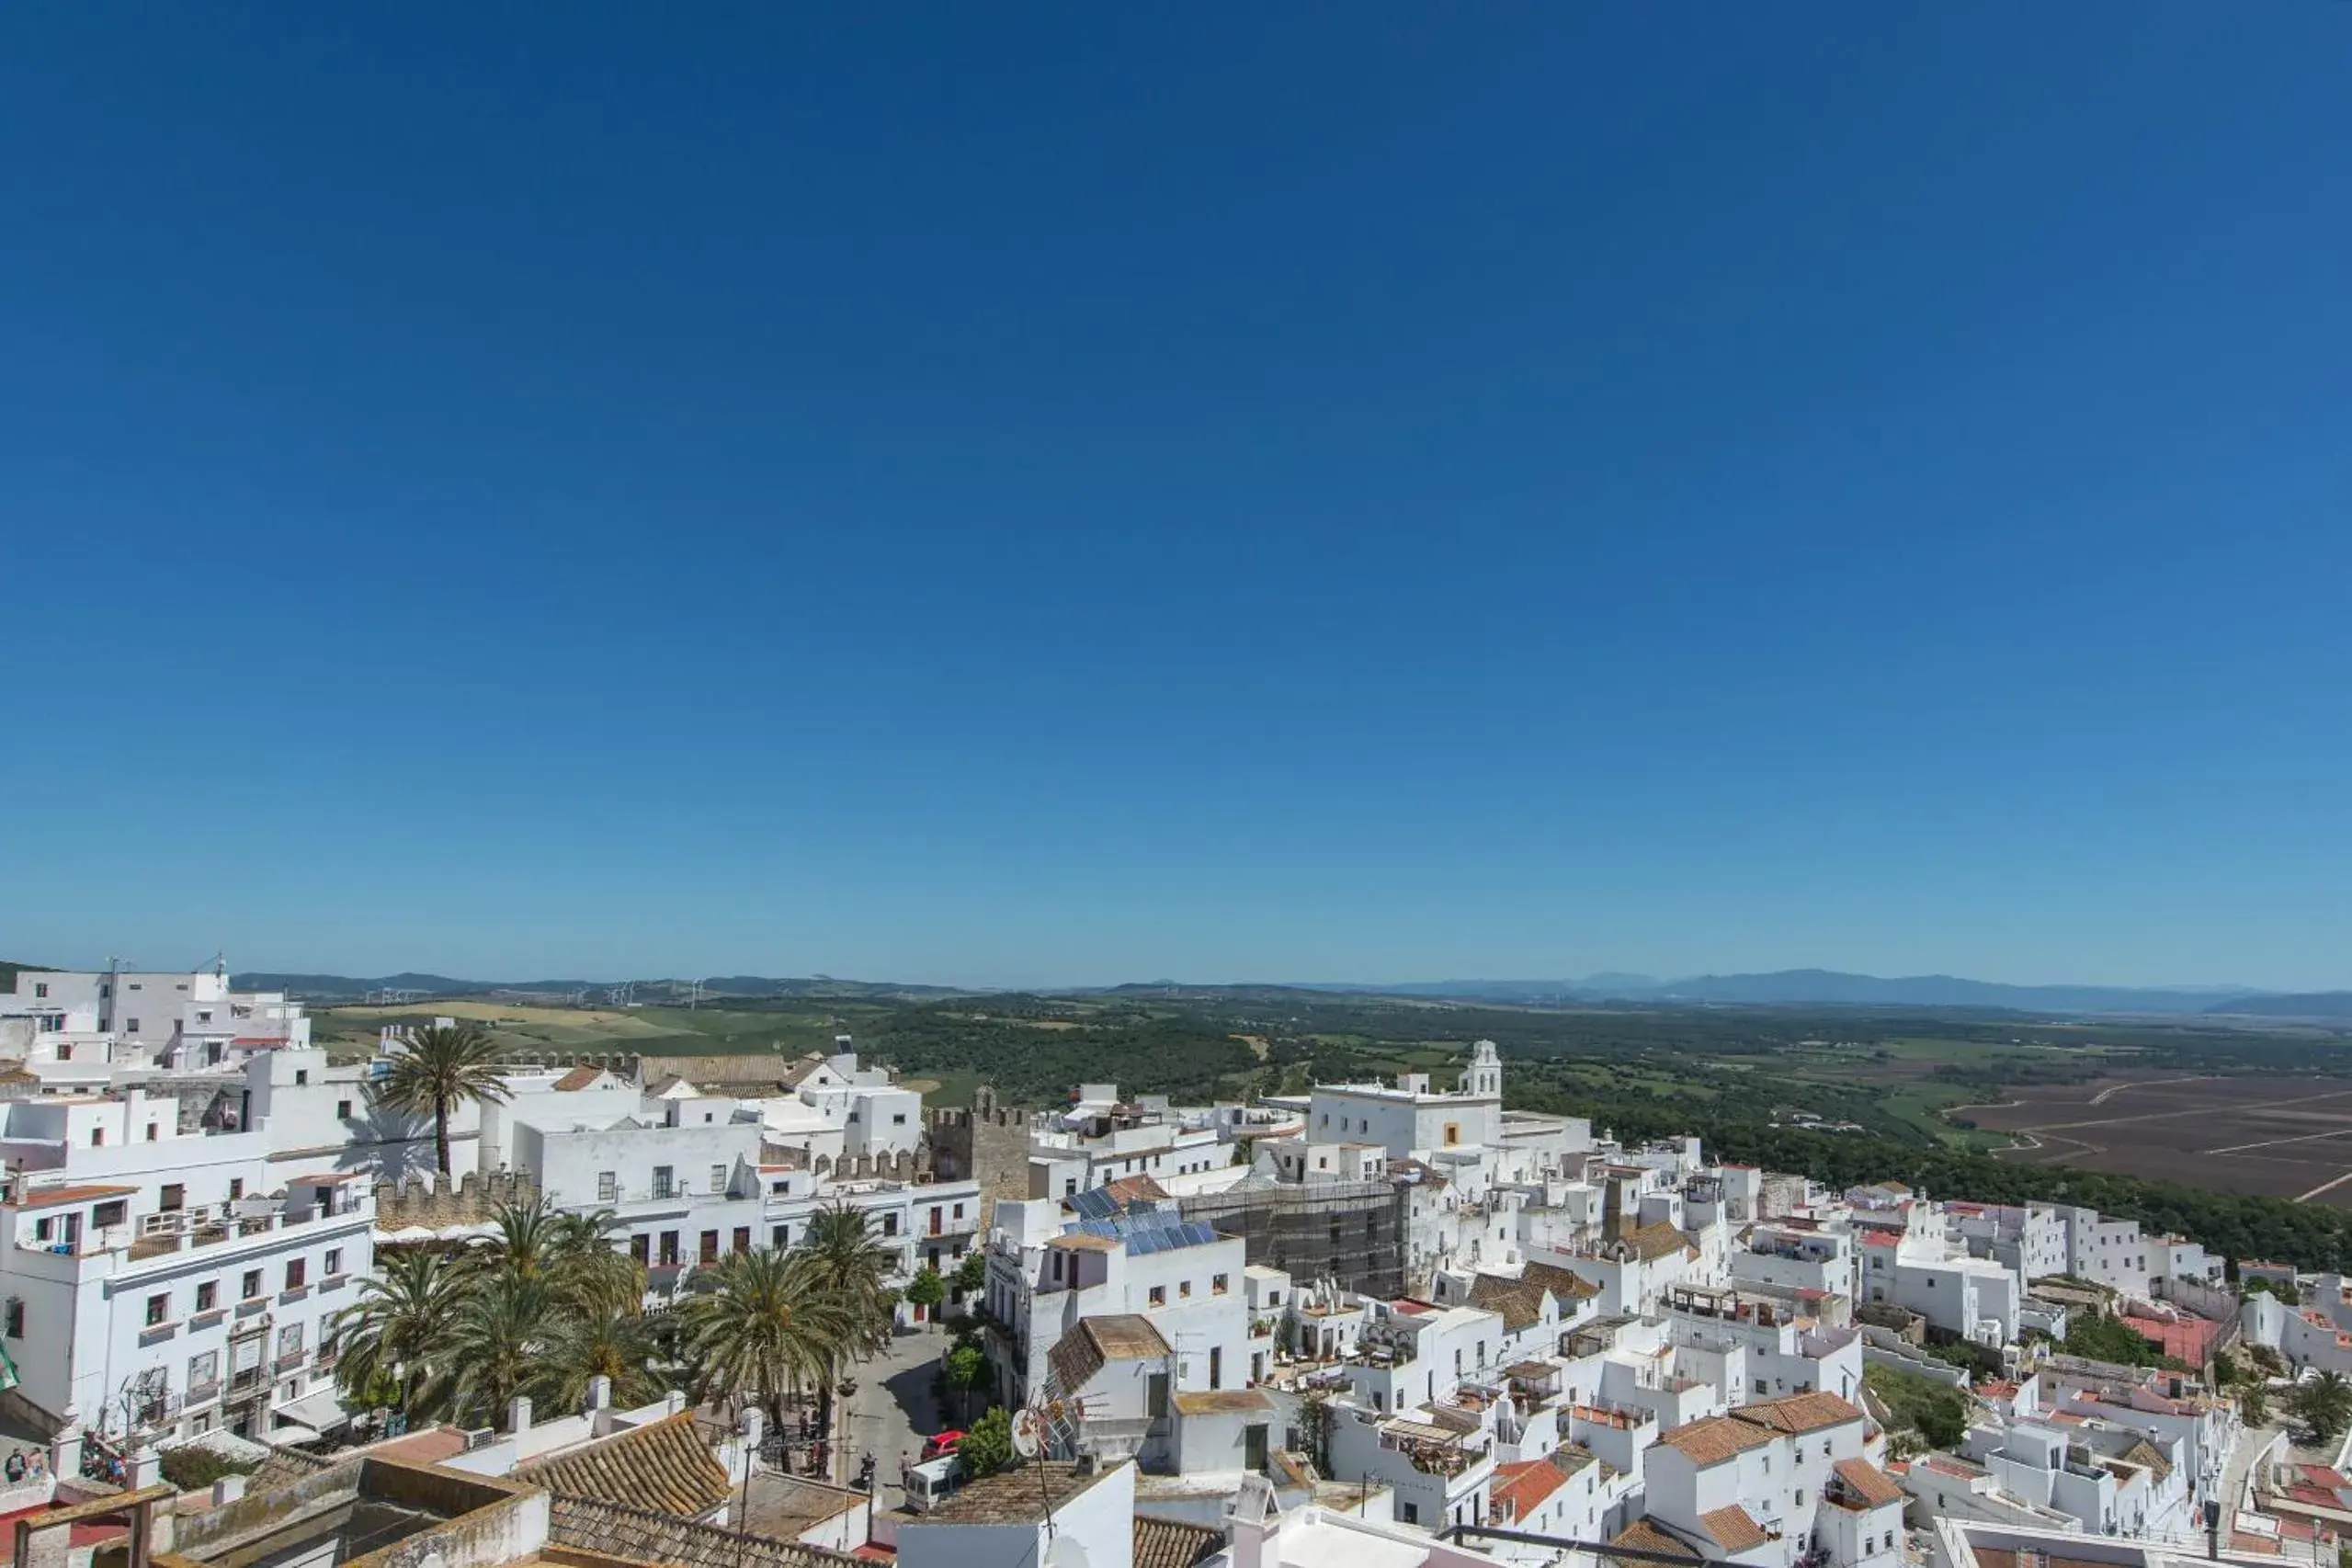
5 6 2349 989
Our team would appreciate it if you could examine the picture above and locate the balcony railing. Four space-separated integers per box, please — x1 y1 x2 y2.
185 1379 221 1406
275 1351 306 1374
230 1368 267 1393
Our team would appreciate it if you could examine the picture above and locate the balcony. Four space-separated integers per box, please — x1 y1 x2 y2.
274 1351 306 1375
230 1367 267 1395
184 1379 221 1406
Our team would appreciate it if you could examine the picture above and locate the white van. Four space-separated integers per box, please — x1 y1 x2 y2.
902 1453 966 1513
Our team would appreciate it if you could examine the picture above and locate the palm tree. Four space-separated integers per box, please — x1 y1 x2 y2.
466 1196 640 1312
332 1249 466 1422
448 1273 551 1428
535 1308 673 1414
679 1249 855 1443
797 1203 900 1457
371 1023 513 1176
2297 1369 2352 1442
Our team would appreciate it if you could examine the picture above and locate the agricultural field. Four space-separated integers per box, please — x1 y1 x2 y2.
1959 1074 2352 1206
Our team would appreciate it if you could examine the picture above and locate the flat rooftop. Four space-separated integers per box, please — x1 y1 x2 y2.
918 1460 1122 1525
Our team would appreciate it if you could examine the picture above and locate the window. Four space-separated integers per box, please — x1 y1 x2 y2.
278 1322 304 1358
126 1017 140 1032
699 1230 721 1264
882 1213 900 1237
3 1301 19 1337
294 1070 308 1086
597 1171 618 1203
336 1099 352 1119
710 1165 728 1194
90 1128 104 1147
94 1199 126 1227
733 1227 750 1255
187 1350 218 1389
229 1178 244 1200
324 1248 342 1277
1052 1254 1065 1282
772 1225 789 1251
893 1113 907 1125
659 1232 680 1266
1401 1503 1419 1526
1149 1285 1166 1307
1755 1379 1769 1395
242 1270 263 1301
284 1259 306 1290
953 1202 964 1220
32 1220 50 1243
30 983 43 998
196 1281 217 1312
198 1009 212 1022
653 1166 675 1200
631 1234 651 1265
1180 1280 1192 1298
160 1184 185 1211
146 1293 169 1327
1209 1346 1223 1390
1796 1490 1806 1506
1213 1273 1229 1294
145 1123 158 1142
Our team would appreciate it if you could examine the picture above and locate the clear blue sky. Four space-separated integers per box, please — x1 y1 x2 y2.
6 6 2348 990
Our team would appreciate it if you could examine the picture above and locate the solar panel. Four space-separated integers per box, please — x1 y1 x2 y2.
1130 1230 1162 1255
1071 1187 1118 1220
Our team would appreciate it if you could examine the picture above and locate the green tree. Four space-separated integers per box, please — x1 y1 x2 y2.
680 1247 856 1440
905 1267 946 1324
332 1249 466 1421
536 1306 671 1413
942 1343 987 1424
448 1274 551 1428
951 1251 986 1294
2242 1383 2271 1427
370 1023 513 1176
959 1405 1014 1479
797 1203 899 1449
2295 1370 2352 1444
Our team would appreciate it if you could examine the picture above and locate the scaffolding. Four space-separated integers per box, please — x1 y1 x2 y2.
1178 1179 1408 1301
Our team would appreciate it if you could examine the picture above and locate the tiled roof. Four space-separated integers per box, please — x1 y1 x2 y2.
1524 1261 1600 1301
1654 1415 1777 1465
1046 1232 1119 1252
1830 1459 1904 1508
1607 1518 1700 1566
1101 1174 1171 1205
1134 1517 1223 1568
16 1183 137 1209
523 1412 732 1518
1699 1506 1769 1551
1047 1314 1170 1392
1623 1221 1690 1262
549 1498 862 1568
1733 1390 1864 1435
1171 1390 1271 1415
552 1065 606 1091
1492 1458 1570 1520
2120 1439 2174 1482
778 1055 834 1089
1471 1273 1548 1332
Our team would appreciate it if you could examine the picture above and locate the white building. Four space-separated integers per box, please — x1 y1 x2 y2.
1635 1391 1900 1568
0 1088 372 1449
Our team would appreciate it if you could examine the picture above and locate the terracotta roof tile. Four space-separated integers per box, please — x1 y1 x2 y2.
1830 1459 1904 1508
1608 1518 1701 1566
1133 1517 1223 1568
552 1065 605 1091
549 1497 861 1568
1655 1415 1777 1465
1699 1506 1769 1551
523 1411 732 1518
1733 1390 1864 1435
1492 1459 1570 1521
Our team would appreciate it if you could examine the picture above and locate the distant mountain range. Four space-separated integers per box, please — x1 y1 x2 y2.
135 966 2352 1022
229 971 961 1002
1303 970 2296 1016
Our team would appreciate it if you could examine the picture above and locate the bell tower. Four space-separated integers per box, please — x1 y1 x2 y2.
1468 1039 1502 1098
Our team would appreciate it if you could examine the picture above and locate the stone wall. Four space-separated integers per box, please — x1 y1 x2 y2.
924 1087 1032 1232
374 1169 540 1231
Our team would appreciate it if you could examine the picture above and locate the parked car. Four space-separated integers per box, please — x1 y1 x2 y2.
921 1429 965 1460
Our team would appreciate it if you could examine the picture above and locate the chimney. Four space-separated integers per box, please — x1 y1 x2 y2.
665 1390 687 1416
211 1475 246 1506
1227 1473 1280 1568
585 1375 613 1412
507 1395 533 1435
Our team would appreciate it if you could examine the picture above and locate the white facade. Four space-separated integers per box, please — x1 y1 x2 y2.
0 1089 372 1447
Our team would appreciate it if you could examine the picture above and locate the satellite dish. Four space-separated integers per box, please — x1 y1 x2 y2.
1011 1407 1047 1460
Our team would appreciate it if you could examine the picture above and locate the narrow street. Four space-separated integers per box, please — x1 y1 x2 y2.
833 1321 957 1505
